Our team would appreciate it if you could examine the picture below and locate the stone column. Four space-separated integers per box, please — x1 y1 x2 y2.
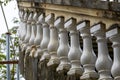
55 17 70 72
22 12 33 80
91 22 113 80
46 13 59 67
34 13 44 58
65 18 83 78
106 27 120 80
20 10 28 42
77 20 98 80
38 15 50 80
22 12 33 51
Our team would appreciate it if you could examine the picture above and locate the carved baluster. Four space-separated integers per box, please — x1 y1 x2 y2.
27 12 38 80
20 10 28 42
47 13 59 67
106 26 120 80
18 10 26 76
65 18 83 79
24 12 37 80
55 17 70 72
20 11 33 79
34 13 45 58
91 22 113 80
77 20 98 80
18 10 24 40
22 12 33 51
44 13 59 80
28 12 37 56
38 15 50 80
19 12 33 77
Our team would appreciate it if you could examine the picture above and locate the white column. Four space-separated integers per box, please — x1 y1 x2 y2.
34 13 45 58
40 15 50 61
77 20 98 80
22 12 33 51
46 13 59 67
91 23 113 80
20 11 28 42
106 27 120 80
65 18 83 76
55 17 70 72
26 12 37 54
18 10 24 40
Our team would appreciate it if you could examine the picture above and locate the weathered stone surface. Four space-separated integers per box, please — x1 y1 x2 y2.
110 2 120 11
71 0 82 7
46 0 52 3
63 0 71 5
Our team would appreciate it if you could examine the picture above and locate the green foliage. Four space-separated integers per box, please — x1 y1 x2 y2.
0 0 12 5
0 26 19 79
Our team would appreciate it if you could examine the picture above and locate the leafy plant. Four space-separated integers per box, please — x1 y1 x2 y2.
0 26 19 80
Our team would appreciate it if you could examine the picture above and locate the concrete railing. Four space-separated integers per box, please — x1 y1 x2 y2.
18 10 120 80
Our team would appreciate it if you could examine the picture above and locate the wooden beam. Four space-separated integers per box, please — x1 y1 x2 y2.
0 60 19 64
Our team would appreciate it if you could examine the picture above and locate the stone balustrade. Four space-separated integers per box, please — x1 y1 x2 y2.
18 10 120 80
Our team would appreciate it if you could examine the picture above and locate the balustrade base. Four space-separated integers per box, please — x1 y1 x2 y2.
67 68 83 76
40 53 50 62
98 78 113 80
67 74 80 80
115 77 120 80
80 72 98 80
56 64 71 72
47 58 60 67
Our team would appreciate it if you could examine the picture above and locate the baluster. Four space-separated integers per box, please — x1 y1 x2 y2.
20 10 28 42
34 13 44 58
45 13 59 80
55 17 70 72
27 12 37 57
26 12 38 80
55 16 70 80
47 13 59 67
18 10 24 40
91 22 113 80
77 20 98 80
106 26 120 80
22 12 33 51
38 15 50 80
18 10 25 76
24 12 36 80
20 11 33 80
40 15 52 61
65 18 83 79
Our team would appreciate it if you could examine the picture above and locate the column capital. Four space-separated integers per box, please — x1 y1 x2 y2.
64 18 77 31
91 22 106 36
77 20 90 31
19 10 24 19
23 11 28 22
45 13 54 25
54 16 64 29
27 12 33 24
31 12 38 25
37 13 45 24
77 20 90 38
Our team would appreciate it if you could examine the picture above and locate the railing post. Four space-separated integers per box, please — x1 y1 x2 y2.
6 32 11 80
106 27 120 80
22 12 33 51
77 20 98 80
47 13 59 67
65 18 83 78
34 13 44 58
91 23 113 80
55 17 70 72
